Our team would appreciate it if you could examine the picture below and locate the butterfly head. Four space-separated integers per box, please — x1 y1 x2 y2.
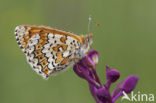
79 33 93 57
81 33 93 46
86 33 93 45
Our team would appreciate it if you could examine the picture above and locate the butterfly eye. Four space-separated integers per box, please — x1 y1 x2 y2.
86 34 93 45
87 35 90 42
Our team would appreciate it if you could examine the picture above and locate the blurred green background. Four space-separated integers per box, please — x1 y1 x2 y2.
0 0 156 103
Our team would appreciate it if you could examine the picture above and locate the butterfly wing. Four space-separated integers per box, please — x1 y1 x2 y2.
14 25 81 79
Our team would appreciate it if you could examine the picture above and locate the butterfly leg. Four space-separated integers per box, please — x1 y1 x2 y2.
72 57 82 73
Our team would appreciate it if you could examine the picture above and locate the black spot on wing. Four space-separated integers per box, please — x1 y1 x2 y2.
54 40 57 43
52 62 55 68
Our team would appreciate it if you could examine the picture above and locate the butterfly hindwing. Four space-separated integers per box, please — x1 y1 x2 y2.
15 25 81 79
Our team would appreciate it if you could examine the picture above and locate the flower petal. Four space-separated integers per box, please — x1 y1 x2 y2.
122 75 139 93
73 62 101 88
73 63 89 79
88 50 99 65
81 56 95 68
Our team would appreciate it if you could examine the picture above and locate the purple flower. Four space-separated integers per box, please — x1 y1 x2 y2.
105 66 120 89
106 66 120 83
122 75 139 93
88 50 99 65
73 50 139 103
112 75 139 102
96 87 112 102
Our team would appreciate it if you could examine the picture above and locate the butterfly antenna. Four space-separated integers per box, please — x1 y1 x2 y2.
88 15 92 35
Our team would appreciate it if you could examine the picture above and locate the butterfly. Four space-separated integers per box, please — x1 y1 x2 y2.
14 25 93 79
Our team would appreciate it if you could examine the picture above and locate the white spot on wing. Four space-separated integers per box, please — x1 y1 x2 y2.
63 51 69 57
28 39 38 47
30 34 40 40
26 46 35 54
48 63 54 70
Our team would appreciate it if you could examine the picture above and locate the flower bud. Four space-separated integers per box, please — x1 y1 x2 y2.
122 75 139 93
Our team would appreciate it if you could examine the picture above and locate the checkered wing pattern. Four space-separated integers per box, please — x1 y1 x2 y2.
14 25 82 79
